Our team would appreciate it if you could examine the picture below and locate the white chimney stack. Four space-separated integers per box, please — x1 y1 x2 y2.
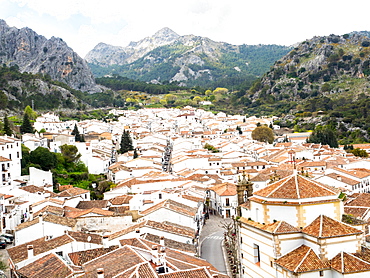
160 236 165 246
27 245 34 258
97 268 104 278
102 235 109 248
151 245 159 265
159 246 166 267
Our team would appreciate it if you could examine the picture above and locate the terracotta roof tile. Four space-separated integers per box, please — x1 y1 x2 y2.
58 187 89 197
254 174 339 199
109 195 133 205
275 245 329 273
331 251 370 273
141 233 196 254
68 246 119 266
81 246 145 277
302 215 362 238
109 220 195 241
76 200 109 209
345 193 370 207
140 199 196 218
239 218 301 234
209 183 237 196
17 253 73 278
8 235 74 264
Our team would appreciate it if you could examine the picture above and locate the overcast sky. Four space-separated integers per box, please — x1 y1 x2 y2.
1 0 369 58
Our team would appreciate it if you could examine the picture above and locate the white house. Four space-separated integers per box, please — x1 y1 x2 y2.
238 172 370 278
139 199 198 230
208 182 238 218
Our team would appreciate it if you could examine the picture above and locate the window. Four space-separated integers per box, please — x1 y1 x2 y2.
319 271 324 277
56 251 63 257
253 244 260 264
226 198 230 206
159 193 162 199
17 152 19 158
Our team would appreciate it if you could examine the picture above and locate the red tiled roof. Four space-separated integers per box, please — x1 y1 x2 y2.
17 253 73 278
331 251 370 274
275 245 329 273
302 215 362 238
253 174 339 199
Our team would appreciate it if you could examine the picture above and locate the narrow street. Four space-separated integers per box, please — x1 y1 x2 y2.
200 214 232 276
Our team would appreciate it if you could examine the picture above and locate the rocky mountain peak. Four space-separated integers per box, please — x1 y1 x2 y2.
0 19 99 92
86 27 180 65
153 27 179 40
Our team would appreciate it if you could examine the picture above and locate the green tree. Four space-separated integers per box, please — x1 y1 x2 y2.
307 125 338 148
71 124 81 142
120 130 134 154
20 113 33 134
251 126 274 144
24 105 37 120
349 148 368 157
3 115 12 136
29 147 57 171
21 144 31 174
204 143 220 153
60 144 81 166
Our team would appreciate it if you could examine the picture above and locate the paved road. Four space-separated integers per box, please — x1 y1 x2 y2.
200 230 227 275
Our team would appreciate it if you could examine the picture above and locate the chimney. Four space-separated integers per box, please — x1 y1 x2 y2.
102 235 109 248
159 246 166 267
151 245 159 265
160 236 165 246
27 245 34 258
97 268 104 278
29 208 33 221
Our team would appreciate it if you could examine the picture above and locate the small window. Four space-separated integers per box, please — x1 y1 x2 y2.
159 193 162 199
253 244 260 264
319 270 324 277
56 251 63 257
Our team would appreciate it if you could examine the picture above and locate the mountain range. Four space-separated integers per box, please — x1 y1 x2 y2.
85 27 291 87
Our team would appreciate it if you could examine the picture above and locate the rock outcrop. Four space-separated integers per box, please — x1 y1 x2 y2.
85 27 180 66
0 19 99 92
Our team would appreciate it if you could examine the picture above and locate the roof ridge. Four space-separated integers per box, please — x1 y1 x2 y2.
319 215 323 238
266 175 291 198
294 247 312 273
295 174 301 201
346 251 370 266
274 221 283 233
